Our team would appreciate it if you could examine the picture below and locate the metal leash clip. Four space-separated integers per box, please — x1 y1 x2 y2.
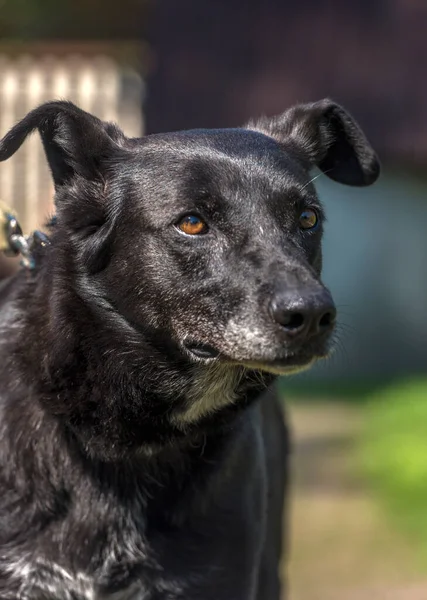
0 201 51 270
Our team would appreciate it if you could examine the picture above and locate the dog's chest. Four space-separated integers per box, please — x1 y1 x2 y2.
5 498 188 600
10 563 146 600
7 495 243 600
9 548 183 600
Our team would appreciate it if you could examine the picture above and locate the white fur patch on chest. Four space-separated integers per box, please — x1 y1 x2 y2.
5 558 93 599
173 363 244 426
4 557 145 600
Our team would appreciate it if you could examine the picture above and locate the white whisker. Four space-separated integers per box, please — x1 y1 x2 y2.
301 171 323 190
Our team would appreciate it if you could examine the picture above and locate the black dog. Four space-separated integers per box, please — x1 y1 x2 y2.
0 99 379 599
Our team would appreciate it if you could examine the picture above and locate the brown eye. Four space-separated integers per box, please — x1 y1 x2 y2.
299 208 319 230
176 215 208 235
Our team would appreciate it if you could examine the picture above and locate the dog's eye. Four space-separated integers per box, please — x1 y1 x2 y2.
176 215 208 236
299 209 319 230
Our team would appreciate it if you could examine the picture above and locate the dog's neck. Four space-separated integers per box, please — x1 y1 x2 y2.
13 266 274 463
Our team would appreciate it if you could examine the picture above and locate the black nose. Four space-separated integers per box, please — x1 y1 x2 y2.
269 288 336 339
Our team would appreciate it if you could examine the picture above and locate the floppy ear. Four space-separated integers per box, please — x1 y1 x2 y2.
0 102 127 273
247 98 380 186
0 101 125 187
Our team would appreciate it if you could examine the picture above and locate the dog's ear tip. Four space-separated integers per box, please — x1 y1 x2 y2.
327 154 381 187
342 154 381 187
365 157 381 185
359 150 381 186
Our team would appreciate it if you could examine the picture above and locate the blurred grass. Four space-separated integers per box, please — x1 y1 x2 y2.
281 375 427 569
279 377 394 403
280 375 427 569
360 378 427 568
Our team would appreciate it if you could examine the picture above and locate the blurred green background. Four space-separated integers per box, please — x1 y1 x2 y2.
1 1 427 598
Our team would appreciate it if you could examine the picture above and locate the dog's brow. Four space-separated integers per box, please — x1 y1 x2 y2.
272 184 317 205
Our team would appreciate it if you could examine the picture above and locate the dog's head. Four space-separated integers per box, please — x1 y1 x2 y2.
0 100 379 379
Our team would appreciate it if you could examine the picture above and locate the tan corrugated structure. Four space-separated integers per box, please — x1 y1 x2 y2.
0 41 144 233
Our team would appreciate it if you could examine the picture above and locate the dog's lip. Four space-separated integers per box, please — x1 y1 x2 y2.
240 349 329 374
241 353 314 368
232 340 332 371
181 338 331 369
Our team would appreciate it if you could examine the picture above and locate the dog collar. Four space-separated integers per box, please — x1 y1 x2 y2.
0 201 50 270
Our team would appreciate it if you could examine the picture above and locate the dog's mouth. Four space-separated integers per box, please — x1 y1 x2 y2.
182 340 222 360
182 338 330 373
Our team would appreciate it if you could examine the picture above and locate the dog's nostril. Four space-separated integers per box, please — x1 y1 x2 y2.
280 312 305 331
319 311 335 330
269 299 306 333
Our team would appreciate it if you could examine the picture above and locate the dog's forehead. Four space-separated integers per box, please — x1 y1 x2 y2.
143 127 282 156
131 127 310 193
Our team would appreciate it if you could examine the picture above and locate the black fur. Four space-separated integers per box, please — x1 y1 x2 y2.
0 99 379 599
